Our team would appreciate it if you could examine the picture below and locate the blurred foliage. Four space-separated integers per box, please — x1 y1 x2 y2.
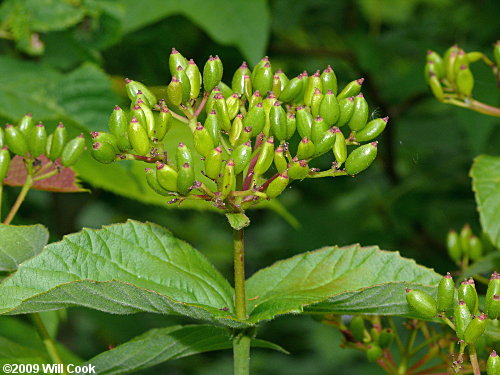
0 0 499 374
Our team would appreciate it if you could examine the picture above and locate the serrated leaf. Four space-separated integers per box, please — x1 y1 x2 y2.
0 221 247 327
471 155 500 248
119 0 270 65
246 245 441 323
3 155 87 193
83 324 287 375
0 224 48 272
226 213 250 230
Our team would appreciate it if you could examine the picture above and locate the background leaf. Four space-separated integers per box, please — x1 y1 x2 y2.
0 224 48 272
0 316 81 365
118 0 270 65
0 221 245 327
471 155 500 248
82 324 287 375
246 244 441 323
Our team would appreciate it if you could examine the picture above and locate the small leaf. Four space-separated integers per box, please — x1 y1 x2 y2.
83 324 287 375
246 244 441 323
0 221 246 327
0 224 48 272
3 155 87 193
471 155 500 248
226 213 250 230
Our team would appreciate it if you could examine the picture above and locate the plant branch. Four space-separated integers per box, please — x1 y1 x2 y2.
169 110 190 124
31 313 67 374
3 174 33 225
233 332 251 375
33 169 59 182
468 345 481 375
194 92 209 117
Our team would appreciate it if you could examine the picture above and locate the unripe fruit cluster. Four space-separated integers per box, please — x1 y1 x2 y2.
425 42 500 101
446 224 485 264
405 272 500 347
91 49 389 211
0 114 85 182
347 315 394 362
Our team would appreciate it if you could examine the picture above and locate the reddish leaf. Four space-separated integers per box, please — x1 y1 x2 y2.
3 155 88 193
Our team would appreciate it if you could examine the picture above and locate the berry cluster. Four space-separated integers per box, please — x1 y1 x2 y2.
91 49 389 211
0 114 85 182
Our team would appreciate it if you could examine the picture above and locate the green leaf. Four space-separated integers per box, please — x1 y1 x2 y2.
0 56 118 131
226 213 250 231
0 336 47 365
0 224 48 272
0 316 82 365
118 0 270 64
246 244 441 323
471 155 500 248
0 221 246 327
84 324 287 375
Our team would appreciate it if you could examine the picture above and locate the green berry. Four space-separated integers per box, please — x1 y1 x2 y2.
266 172 289 198
345 142 378 175
61 134 85 167
28 122 47 158
169 48 188 75
337 78 364 100
405 288 437 319
366 344 383 362
458 278 478 314
177 162 195 195
128 117 150 156
0 146 11 181
91 142 116 164
296 106 313 139
349 316 366 342
288 159 309 180
348 94 368 132
487 350 500 375
337 97 355 127
274 145 288 173
125 78 157 107
232 141 252 175
18 113 34 137
193 124 214 158
279 74 304 102
204 146 223 180
320 65 337 95
186 59 202 100
270 102 287 142
156 162 178 192
464 313 487 344
437 272 455 312
203 55 223 92
355 117 388 142
455 300 472 340
254 137 274 175
447 230 462 263
319 90 340 126
5 124 28 156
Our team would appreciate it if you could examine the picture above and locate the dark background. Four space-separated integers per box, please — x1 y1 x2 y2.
0 0 499 373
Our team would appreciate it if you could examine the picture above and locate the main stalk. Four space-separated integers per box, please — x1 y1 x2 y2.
233 227 250 375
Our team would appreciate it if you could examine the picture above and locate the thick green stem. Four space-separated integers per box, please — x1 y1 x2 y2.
32 313 67 374
233 228 247 320
233 332 251 375
3 174 32 225
233 227 250 375
0 183 3 221
469 345 481 375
